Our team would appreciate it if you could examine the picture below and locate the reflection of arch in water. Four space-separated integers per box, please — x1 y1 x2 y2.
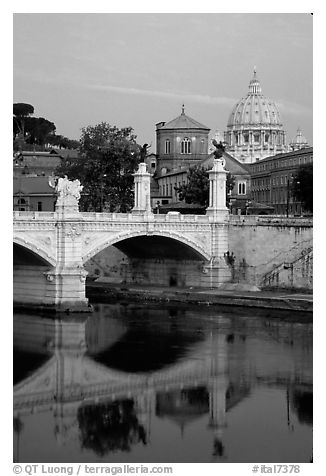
14 350 52 387
89 324 206 374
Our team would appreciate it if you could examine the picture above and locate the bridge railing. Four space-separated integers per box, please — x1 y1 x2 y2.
79 212 212 223
13 211 56 220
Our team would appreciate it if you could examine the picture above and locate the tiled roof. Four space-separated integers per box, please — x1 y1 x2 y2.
160 111 209 131
201 152 251 174
50 148 79 159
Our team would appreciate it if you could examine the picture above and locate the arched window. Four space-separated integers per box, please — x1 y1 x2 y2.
181 138 191 154
165 139 171 154
200 139 205 153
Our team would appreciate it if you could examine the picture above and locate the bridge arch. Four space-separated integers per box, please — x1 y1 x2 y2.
82 230 211 264
13 236 56 267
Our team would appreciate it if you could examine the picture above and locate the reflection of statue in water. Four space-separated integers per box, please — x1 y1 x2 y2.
213 437 225 457
140 143 151 162
56 175 83 201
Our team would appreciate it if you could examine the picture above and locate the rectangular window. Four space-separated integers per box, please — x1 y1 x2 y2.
37 201 42 211
238 182 246 195
165 140 171 154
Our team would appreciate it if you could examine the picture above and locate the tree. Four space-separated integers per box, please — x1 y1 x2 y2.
77 400 146 456
46 134 80 149
176 165 235 207
13 103 34 138
291 163 313 213
56 122 141 212
24 116 56 145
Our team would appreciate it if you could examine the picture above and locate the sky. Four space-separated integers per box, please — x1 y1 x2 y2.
13 13 313 149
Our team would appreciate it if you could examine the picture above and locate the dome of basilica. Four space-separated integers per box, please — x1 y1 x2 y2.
224 69 288 163
227 71 282 128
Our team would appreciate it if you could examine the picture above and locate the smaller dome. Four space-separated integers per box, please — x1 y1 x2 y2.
290 128 309 150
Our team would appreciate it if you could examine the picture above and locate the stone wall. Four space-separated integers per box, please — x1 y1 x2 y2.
227 217 313 290
85 247 209 287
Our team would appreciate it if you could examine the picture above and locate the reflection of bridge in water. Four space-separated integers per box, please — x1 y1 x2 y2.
13 309 312 461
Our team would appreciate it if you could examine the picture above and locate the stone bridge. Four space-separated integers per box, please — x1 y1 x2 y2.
13 159 313 311
13 160 231 311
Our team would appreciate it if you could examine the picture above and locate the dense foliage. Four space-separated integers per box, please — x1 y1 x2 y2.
56 122 142 212
78 400 147 456
176 165 235 207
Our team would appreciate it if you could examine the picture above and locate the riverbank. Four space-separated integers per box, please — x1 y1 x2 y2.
86 282 313 313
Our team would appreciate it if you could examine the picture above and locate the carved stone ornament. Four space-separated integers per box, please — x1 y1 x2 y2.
64 224 82 240
56 176 83 207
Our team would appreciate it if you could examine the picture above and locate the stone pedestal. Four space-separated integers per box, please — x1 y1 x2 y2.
132 163 153 215
49 177 90 312
206 158 229 222
204 158 231 286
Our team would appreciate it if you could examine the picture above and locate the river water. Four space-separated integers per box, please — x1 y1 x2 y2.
13 301 312 463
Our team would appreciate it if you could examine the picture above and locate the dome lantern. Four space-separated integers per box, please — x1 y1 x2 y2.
248 68 262 95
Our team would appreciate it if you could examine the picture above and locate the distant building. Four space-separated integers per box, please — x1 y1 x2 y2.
151 106 252 213
224 69 288 163
155 105 210 174
13 176 56 211
13 148 78 177
249 147 313 215
154 151 251 214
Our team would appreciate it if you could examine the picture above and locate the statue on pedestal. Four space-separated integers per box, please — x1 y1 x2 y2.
56 176 83 201
54 175 83 212
212 140 226 168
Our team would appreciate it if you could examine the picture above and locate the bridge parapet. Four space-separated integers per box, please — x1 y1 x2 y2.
13 211 56 220
79 212 218 223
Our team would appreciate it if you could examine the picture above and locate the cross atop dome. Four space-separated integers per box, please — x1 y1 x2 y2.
181 104 185 115
249 67 262 94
